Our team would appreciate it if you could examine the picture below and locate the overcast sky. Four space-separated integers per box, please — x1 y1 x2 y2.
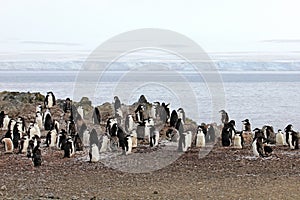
1 0 300 57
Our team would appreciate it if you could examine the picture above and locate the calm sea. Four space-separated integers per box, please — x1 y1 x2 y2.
0 70 300 131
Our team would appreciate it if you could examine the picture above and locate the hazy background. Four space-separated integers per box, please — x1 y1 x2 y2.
1 0 300 131
0 0 300 64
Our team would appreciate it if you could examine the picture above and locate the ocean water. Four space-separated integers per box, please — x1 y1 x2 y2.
0 71 300 132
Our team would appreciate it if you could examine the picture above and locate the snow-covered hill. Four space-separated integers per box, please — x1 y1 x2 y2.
0 60 300 71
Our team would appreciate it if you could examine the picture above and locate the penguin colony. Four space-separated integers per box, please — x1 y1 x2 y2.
1 92 299 167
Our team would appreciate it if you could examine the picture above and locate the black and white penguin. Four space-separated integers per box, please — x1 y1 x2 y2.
2 114 10 131
5 119 16 139
138 95 148 104
262 125 276 144
74 133 83 151
110 124 127 154
114 96 121 112
89 128 99 148
35 111 43 130
130 130 138 148
206 124 216 143
79 123 89 147
117 126 127 154
1 138 14 153
177 119 186 152
177 108 186 124
32 145 42 167
56 129 67 150
186 131 193 149
106 117 117 136
198 123 208 142
44 91 56 109
0 111 5 129
52 120 59 134
175 118 184 135
125 114 134 133
161 103 170 123
19 135 30 154
99 133 111 153
114 96 123 120
16 116 26 133
63 98 72 113
28 122 37 138
276 129 284 146
135 104 145 123
219 110 229 124
89 129 99 158
252 128 273 157
284 124 299 150
170 110 178 128
233 131 243 149
46 129 57 147
33 123 41 137
149 128 159 147
144 118 154 140
92 107 101 125
89 143 99 162
63 136 75 158
136 121 146 140
252 135 265 157
28 122 41 139
27 135 41 158
221 120 236 147
13 121 23 148
180 131 192 152
253 128 264 138
43 109 52 131
242 119 251 132
110 123 119 137
150 102 159 119
195 126 205 148
124 135 133 155
77 106 84 119
67 119 76 136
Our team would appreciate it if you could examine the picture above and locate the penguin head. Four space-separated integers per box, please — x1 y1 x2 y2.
253 128 261 133
177 108 184 112
197 126 203 133
242 119 249 124
286 124 293 130
229 120 236 127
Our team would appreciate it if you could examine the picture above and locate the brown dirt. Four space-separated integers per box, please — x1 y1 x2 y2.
0 140 299 200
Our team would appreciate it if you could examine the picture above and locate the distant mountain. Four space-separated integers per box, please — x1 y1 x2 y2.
0 60 299 71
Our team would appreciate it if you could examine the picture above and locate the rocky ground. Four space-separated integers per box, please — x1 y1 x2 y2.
0 92 299 199
0 143 299 200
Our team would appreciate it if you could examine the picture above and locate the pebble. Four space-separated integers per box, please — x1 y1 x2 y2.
45 193 55 199
1 185 7 191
